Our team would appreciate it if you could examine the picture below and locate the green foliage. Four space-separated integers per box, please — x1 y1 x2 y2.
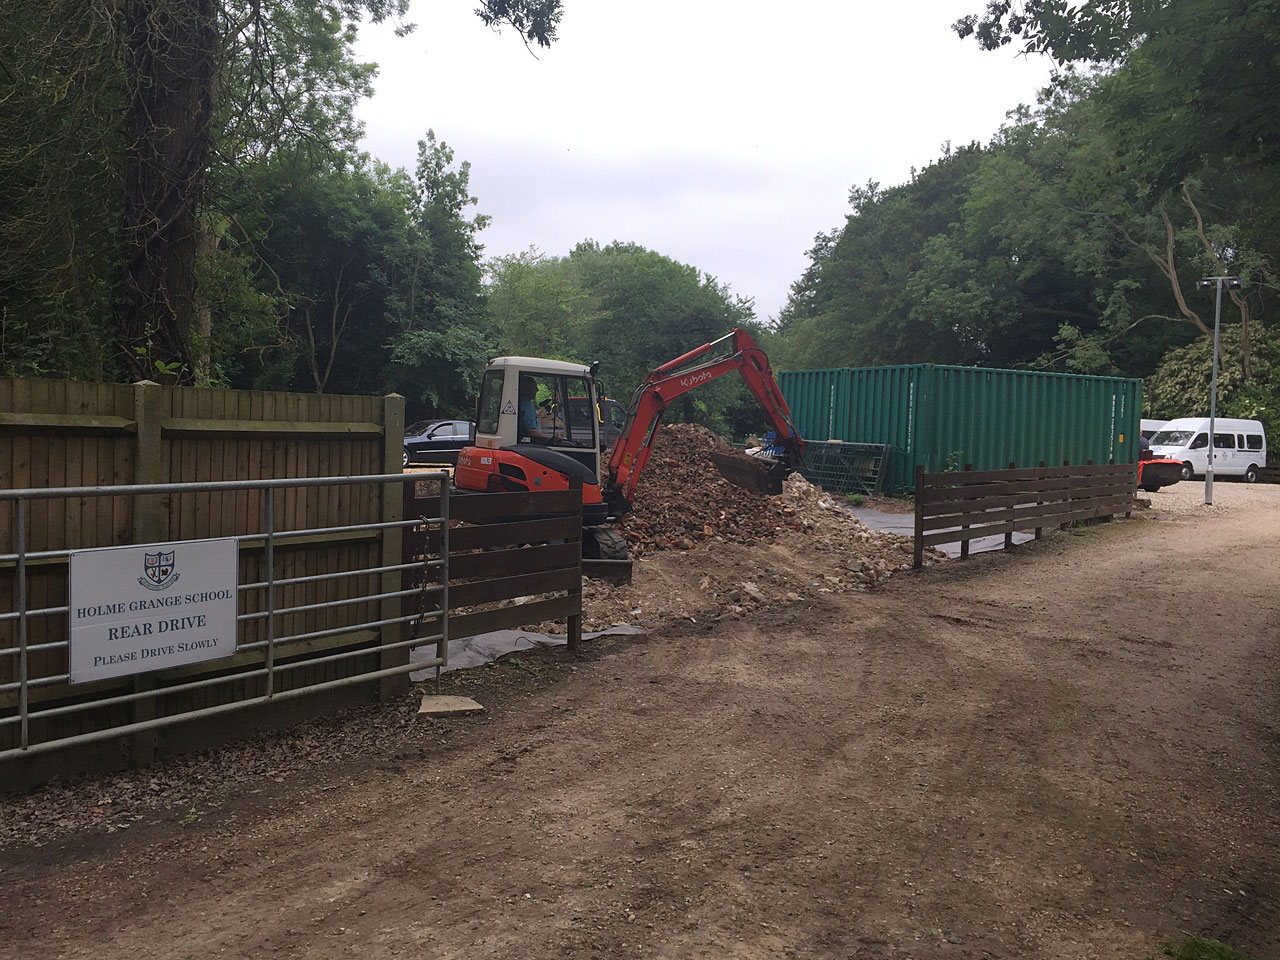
229 132 492 419
482 240 764 434
776 142 1070 371
773 70 1278 421
956 0 1280 191
475 0 563 48
486 249 603 360
568 241 755 397
1145 325 1280 429
0 0 122 380
0 0 560 388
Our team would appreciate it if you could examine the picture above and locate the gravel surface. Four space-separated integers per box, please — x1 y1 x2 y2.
1143 477 1280 517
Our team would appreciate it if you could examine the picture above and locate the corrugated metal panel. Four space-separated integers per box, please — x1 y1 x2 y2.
778 364 1142 493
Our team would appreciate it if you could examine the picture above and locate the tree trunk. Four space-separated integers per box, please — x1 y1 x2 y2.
117 0 216 383
192 220 218 384
1183 183 1254 379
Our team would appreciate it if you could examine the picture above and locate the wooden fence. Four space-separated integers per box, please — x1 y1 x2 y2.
913 462 1136 568
0 378 408 774
1 379 597 783
402 478 582 649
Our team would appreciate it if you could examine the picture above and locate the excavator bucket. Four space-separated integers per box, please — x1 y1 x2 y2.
709 450 789 496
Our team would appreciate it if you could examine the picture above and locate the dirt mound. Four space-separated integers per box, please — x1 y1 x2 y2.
574 424 947 630
778 473 947 584
617 423 944 579
619 423 804 554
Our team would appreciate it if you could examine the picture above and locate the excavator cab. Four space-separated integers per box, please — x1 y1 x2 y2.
454 357 614 529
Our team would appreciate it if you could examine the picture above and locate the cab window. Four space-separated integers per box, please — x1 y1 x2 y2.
560 377 595 448
1190 433 1209 449
476 371 505 435
520 375 596 448
518 374 557 442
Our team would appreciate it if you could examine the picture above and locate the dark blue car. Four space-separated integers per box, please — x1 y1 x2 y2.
403 419 475 467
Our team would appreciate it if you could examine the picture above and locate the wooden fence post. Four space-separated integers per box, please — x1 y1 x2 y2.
1060 460 1072 530
378 393 407 701
130 380 164 764
1004 461 1016 551
1122 457 1133 518
567 476 583 651
913 464 925 569
1035 460 1046 540
960 464 972 560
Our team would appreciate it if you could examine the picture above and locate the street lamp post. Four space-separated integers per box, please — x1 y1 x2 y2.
1195 276 1242 505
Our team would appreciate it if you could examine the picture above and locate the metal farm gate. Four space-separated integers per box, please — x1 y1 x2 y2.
0 473 450 766
0 379 590 783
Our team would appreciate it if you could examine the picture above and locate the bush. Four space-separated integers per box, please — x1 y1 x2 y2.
1145 325 1280 431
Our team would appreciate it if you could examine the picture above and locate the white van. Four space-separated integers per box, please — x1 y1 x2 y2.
1140 418 1168 440
1149 417 1268 482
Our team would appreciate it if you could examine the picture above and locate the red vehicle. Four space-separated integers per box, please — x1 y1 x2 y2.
453 329 804 558
1136 437 1182 493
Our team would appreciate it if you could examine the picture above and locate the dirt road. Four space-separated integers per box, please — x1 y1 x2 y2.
2 490 1278 959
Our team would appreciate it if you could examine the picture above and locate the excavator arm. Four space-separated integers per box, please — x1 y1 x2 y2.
604 328 804 513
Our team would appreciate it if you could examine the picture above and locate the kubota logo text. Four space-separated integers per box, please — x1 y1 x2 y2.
679 371 714 388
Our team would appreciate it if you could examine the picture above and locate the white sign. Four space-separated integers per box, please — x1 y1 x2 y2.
69 538 239 684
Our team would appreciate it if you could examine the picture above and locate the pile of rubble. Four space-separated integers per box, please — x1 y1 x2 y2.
571 459 948 631
617 422 946 582
777 472 948 584
430 424 945 634
619 424 805 554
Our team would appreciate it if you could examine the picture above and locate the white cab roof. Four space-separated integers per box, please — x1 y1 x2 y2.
486 356 592 377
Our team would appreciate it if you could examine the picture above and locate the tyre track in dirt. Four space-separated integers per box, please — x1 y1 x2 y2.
2 501 1278 959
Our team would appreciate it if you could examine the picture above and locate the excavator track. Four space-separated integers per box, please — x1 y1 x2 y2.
582 526 632 584
583 526 629 560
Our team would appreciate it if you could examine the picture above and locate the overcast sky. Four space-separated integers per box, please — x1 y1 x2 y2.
353 1 1054 323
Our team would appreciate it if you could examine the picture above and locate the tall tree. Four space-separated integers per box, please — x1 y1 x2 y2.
482 240 761 432
0 0 123 379
384 132 496 418
0 0 564 383
117 0 218 380
774 76 1279 393
486 249 603 360
568 240 757 426
955 0 1280 188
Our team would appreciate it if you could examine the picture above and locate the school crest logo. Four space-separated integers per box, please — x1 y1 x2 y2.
139 550 180 591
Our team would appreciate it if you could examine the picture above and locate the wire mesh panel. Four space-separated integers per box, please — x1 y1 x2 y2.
798 441 892 496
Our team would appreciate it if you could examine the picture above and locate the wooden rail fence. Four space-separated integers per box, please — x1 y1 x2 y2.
401 478 582 650
913 461 1136 568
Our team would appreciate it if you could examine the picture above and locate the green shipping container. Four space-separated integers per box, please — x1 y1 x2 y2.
778 364 1142 493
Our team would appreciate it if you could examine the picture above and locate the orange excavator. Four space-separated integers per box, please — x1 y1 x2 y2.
453 328 804 558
